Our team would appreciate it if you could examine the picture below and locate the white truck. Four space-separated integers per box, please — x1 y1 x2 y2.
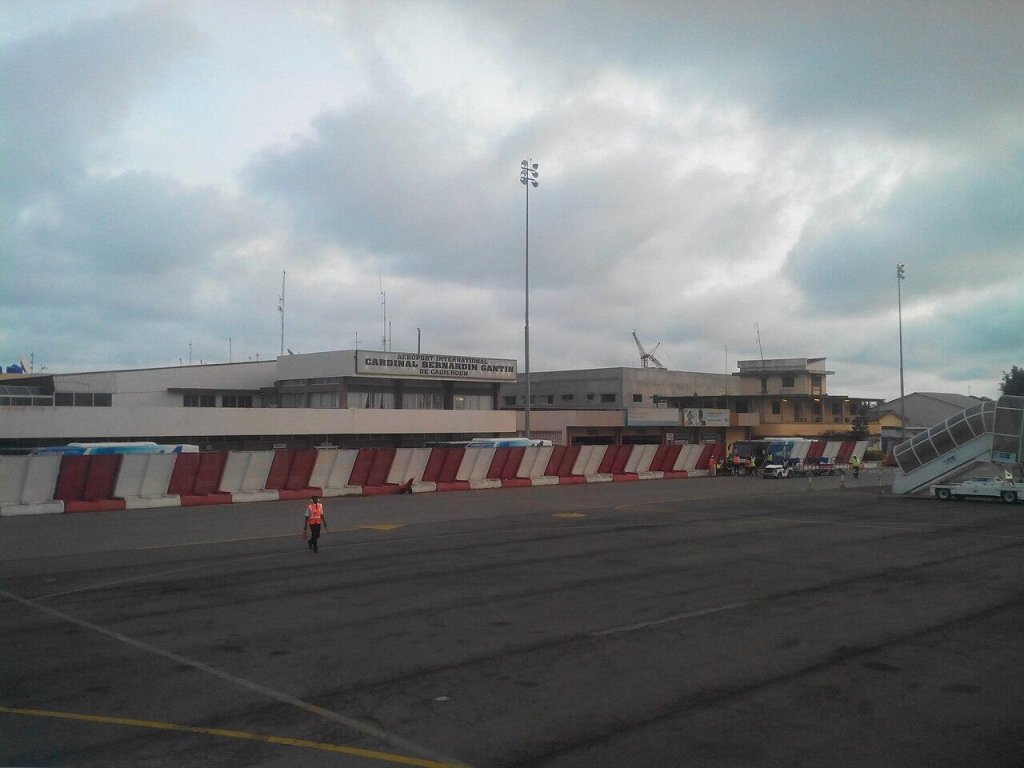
931 476 1021 503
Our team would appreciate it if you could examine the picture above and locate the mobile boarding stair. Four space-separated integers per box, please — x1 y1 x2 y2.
891 395 1024 495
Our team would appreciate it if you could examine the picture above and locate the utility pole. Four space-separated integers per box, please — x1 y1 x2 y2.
897 263 907 440
278 271 286 357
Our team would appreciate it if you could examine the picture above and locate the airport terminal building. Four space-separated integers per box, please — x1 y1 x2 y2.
0 349 881 453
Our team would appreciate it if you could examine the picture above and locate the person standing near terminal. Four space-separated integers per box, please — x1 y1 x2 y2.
850 454 861 479
304 495 327 553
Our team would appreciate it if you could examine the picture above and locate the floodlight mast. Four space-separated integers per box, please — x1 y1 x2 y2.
520 159 539 438
897 263 907 440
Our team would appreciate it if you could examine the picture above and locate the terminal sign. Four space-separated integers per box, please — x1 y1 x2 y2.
357 351 518 381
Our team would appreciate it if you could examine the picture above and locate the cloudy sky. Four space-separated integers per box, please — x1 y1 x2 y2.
2 1 1022 401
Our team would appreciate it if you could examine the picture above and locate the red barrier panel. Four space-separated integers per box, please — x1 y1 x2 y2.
612 445 639 481
597 446 617 474
362 448 401 495
364 448 396 487
659 444 687 477
168 453 201 495
265 450 292 490
277 448 321 500
180 452 231 506
285 449 317 490
438 448 465 483
437 447 469 491
498 447 531 487
501 447 526 480
192 452 226 495
421 448 448 483
346 448 377 487
58 455 128 512
545 446 567 477
650 445 669 471
556 445 583 484
54 456 90 502
695 444 715 472
83 455 121 501
805 441 826 461
836 440 855 464
487 448 512 480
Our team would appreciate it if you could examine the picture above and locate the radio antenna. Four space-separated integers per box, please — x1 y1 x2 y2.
278 271 286 356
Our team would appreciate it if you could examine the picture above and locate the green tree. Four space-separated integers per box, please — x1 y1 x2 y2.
849 413 870 440
1000 365 1024 396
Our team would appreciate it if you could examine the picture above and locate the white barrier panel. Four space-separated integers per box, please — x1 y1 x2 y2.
117 454 182 509
518 446 548 479
1 456 28 505
115 454 149 498
853 441 870 461
791 442 811 461
629 445 658 474
386 448 412 485
455 448 488 482
219 452 250 492
518 445 558 485
0 455 64 516
823 441 842 460
242 451 275 491
573 444 602 475
221 451 278 503
140 454 178 498
466 448 495 482
313 449 361 497
677 445 701 471
387 448 431 487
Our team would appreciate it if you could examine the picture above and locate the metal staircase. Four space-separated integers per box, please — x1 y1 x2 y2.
891 395 1024 495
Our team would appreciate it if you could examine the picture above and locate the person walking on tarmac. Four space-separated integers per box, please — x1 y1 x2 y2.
850 455 862 479
304 495 327 553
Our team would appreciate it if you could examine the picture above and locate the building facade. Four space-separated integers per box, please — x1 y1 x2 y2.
0 350 882 453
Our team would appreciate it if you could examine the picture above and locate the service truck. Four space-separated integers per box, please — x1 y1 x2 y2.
931 476 1021 503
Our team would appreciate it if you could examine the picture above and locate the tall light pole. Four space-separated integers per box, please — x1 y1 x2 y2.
520 159 538 438
897 263 907 440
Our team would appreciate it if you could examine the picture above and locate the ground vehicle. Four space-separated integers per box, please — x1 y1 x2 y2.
931 477 1021 503
30 442 198 456
761 460 794 479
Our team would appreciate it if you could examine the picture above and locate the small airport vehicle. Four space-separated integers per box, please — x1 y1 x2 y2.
761 461 793 479
931 477 1021 503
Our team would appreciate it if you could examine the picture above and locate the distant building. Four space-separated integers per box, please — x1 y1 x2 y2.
869 392 987 454
500 357 883 446
0 350 883 453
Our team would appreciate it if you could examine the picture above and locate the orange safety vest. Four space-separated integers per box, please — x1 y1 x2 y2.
306 502 323 525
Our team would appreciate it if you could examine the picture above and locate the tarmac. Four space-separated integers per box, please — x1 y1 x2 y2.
2 469 1022 767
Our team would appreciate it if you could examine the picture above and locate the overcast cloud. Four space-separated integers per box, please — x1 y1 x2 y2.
2 1 1022 400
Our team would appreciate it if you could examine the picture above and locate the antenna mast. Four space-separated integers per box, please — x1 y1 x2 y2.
379 274 387 350
278 271 286 356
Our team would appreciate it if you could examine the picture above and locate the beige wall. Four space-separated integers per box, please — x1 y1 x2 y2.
0 406 517 440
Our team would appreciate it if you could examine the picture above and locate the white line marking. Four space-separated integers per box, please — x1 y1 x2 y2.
0 588 469 767
591 602 748 637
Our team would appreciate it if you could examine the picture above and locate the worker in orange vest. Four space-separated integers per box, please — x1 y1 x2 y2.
304 495 328 553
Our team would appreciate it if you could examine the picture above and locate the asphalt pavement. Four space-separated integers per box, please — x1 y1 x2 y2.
2 470 1022 767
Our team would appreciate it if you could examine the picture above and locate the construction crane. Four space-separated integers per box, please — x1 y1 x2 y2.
632 330 666 369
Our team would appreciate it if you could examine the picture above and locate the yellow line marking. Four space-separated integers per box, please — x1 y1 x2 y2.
552 512 587 518
0 706 463 767
359 524 405 531
0 590 468 767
